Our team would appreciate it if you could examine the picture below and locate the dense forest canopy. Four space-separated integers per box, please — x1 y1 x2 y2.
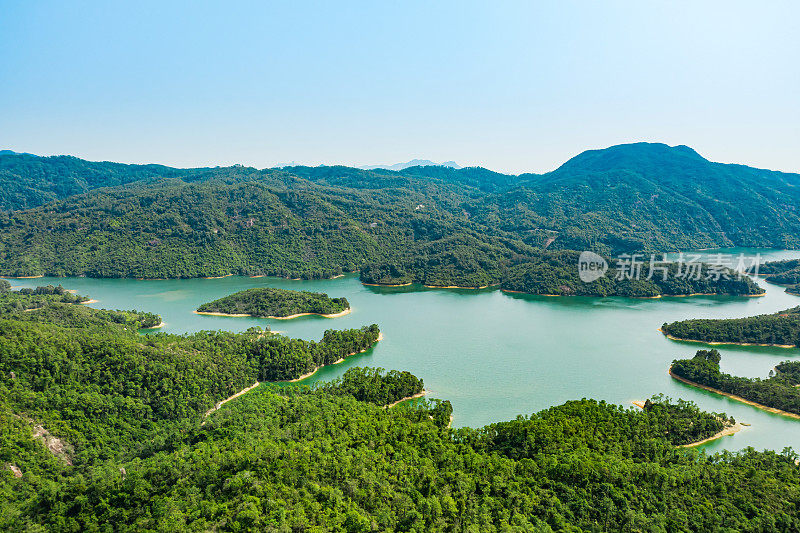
663 306 800 347
316 367 426 407
197 287 350 318
1 143 800 286
0 285 161 329
0 151 198 211
3 297 800 530
362 247 764 297
0 289 161 329
0 284 87 309
0 288 380 466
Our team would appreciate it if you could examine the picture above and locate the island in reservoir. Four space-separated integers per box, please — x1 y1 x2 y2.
662 306 800 348
196 287 351 319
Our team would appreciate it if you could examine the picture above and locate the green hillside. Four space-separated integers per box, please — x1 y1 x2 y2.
467 143 800 252
1 143 799 284
3 296 800 530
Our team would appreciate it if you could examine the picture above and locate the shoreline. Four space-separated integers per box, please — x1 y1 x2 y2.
681 423 744 448
501 289 563 296
270 308 351 320
362 281 412 287
80 299 99 305
194 310 251 317
203 273 233 279
2 274 44 279
386 390 428 408
660 328 797 349
247 274 344 280
194 307 352 320
141 321 165 330
423 284 498 290
500 289 764 298
287 331 383 383
669 367 800 420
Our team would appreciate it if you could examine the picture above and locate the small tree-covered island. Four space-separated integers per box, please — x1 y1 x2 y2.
196 287 351 319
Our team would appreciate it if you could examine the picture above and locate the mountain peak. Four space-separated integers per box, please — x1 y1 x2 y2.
556 142 707 174
360 159 461 171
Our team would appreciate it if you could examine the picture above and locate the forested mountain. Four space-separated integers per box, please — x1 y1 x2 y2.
2 143 799 283
0 151 199 211
466 143 800 252
4 296 800 530
0 176 476 279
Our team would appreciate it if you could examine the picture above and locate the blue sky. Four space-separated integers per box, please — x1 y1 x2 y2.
1 1 798 174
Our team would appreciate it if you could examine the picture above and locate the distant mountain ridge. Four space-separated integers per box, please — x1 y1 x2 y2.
1 142 799 280
360 159 461 171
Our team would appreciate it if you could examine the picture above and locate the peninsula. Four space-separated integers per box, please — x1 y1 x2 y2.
671 349 800 418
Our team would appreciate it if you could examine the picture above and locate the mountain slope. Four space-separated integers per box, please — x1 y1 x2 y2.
467 142 800 252
0 151 200 211
0 174 505 278
1 143 799 280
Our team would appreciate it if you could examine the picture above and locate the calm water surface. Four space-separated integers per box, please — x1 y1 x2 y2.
7 248 800 453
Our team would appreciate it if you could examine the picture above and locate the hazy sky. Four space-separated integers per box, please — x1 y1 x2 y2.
2 1 798 174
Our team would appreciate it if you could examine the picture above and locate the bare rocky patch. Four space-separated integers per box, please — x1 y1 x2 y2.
32 424 73 465
6 464 23 478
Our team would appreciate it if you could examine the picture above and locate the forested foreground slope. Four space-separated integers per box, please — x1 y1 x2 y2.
2 290 800 530
1 142 799 282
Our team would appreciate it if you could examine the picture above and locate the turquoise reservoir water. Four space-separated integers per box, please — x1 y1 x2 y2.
7 248 800 453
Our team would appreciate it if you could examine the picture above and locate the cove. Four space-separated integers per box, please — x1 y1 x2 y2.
7 248 800 453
